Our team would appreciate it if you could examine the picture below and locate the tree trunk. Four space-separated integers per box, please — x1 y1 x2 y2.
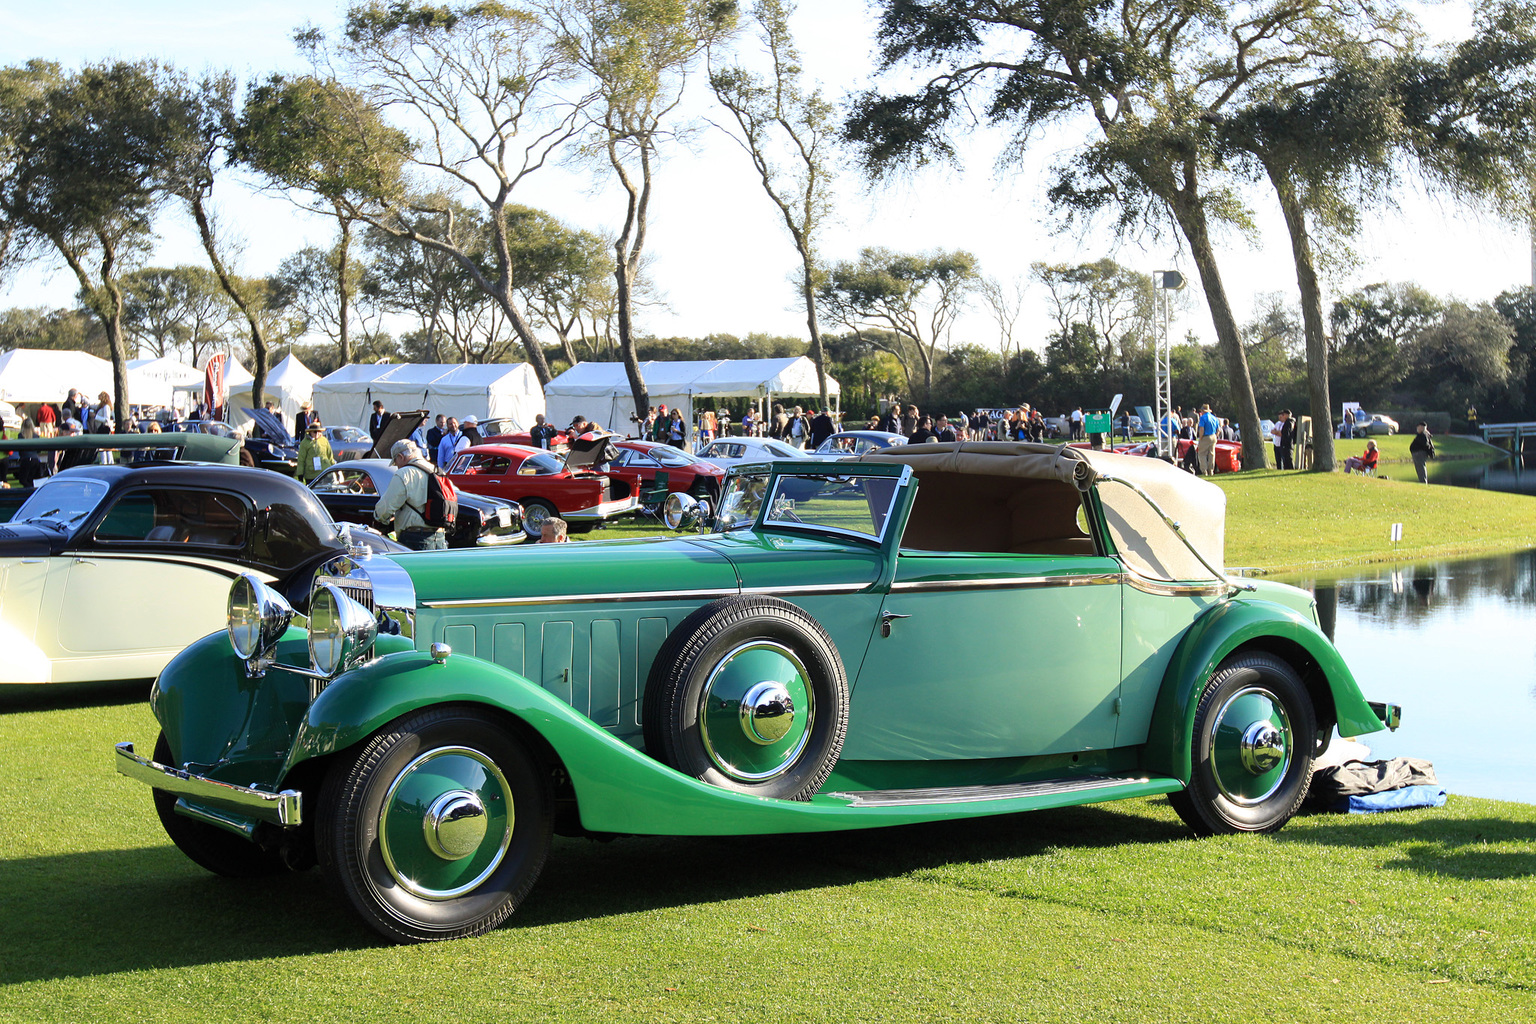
614 252 650 422
1167 187 1267 470
801 265 829 408
336 212 352 366
190 196 267 410
1270 167 1335 471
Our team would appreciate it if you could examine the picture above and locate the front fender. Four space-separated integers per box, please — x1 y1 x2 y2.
283 650 846 836
1142 597 1382 782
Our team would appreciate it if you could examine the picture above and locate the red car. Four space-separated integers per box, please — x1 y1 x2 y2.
445 443 639 537
608 439 725 505
1099 438 1243 473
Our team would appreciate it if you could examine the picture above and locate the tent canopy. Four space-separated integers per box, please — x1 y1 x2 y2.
544 357 837 434
226 353 319 426
0 348 116 405
127 357 203 408
310 361 545 431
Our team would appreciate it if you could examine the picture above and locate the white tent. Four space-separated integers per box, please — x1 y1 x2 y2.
127 357 202 409
543 357 838 435
0 348 116 405
310 362 545 431
170 356 255 416
226 353 319 426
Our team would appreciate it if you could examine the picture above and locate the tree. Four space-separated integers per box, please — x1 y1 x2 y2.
1403 302 1512 410
281 3 582 384
550 0 739 419
816 247 978 401
275 244 389 355
978 275 1026 363
1033 259 1154 387
504 205 613 367
710 0 835 406
1329 282 1444 405
845 1 1392 469
121 265 238 361
0 61 192 428
237 72 410 365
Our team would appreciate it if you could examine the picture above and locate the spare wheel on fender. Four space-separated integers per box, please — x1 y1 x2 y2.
642 595 849 801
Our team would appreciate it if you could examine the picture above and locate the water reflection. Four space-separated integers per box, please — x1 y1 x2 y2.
1283 550 1536 805
1426 449 1536 494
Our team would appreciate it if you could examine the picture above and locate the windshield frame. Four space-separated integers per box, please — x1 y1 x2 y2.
11 475 111 529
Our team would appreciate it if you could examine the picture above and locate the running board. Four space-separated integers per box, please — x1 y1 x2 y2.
823 774 1177 808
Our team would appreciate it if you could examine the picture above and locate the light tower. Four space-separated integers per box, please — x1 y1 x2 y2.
1153 270 1187 458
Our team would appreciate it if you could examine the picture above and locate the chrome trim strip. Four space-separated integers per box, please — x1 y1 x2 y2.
114 741 302 827
1122 572 1228 597
423 587 740 609
422 581 876 609
889 573 1122 593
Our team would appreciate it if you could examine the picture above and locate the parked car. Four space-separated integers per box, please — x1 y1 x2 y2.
0 462 401 687
0 431 241 520
804 430 908 460
116 441 1397 943
1339 413 1398 437
320 424 377 461
309 459 524 548
607 439 725 505
444 443 640 537
696 436 809 467
177 417 298 475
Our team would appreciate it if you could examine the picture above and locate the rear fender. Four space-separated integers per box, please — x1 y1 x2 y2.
1141 598 1382 782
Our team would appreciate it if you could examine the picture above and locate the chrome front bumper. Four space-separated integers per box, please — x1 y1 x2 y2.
114 741 303 827
563 496 642 522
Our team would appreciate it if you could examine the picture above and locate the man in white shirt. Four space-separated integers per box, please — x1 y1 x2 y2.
436 417 468 469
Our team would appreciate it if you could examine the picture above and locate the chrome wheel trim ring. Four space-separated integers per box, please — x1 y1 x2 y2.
1208 685 1292 806
377 745 514 901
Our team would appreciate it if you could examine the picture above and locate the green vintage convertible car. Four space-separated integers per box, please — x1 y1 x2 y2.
116 441 1398 943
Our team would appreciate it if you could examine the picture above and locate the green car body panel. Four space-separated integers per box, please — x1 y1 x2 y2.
137 448 1390 845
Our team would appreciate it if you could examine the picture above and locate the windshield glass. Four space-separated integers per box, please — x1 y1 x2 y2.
13 476 110 527
761 471 901 542
715 471 769 530
331 426 368 442
520 451 563 475
648 446 696 468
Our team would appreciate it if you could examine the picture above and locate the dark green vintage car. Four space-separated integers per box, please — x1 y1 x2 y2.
116 442 1398 943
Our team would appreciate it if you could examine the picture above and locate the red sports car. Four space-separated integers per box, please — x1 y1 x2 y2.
445 444 639 537
607 439 725 504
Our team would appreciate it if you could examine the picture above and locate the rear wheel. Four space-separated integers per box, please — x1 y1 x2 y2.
152 733 287 878
1170 652 1316 836
317 706 552 943
520 499 559 538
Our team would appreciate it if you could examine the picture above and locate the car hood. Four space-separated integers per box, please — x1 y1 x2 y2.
370 410 429 458
0 520 66 558
244 407 297 447
385 534 740 607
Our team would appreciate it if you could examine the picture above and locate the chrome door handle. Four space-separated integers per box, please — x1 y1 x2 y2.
73 558 97 566
879 612 911 638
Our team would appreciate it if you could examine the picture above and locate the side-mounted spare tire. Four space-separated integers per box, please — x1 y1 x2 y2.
643 595 849 801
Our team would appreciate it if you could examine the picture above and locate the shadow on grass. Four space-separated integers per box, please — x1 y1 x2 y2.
1280 813 1536 879
0 801 1186 982
0 680 151 714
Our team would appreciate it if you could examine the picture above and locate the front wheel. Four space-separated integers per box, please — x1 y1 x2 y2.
317 706 552 943
1169 652 1316 836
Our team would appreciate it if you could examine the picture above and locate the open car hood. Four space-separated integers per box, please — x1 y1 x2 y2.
563 430 620 471
367 410 428 459
243 407 296 447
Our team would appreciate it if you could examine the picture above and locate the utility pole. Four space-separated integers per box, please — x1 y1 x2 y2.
1154 270 1186 459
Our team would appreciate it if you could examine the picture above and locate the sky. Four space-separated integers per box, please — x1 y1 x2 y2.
3 0 1533 361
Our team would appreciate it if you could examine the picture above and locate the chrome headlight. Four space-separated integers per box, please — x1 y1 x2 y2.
308 583 377 677
664 492 711 531
227 573 293 676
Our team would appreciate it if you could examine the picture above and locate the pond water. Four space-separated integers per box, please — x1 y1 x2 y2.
1280 550 1536 805
1423 448 1536 494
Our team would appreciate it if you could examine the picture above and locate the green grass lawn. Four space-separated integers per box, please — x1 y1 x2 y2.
2 698 1532 1022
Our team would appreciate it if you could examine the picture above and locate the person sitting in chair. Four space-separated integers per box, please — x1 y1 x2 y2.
1344 439 1379 475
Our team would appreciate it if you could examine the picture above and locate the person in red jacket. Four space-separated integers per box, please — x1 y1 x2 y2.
1344 439 1379 475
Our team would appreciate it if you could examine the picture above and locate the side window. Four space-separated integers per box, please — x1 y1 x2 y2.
461 454 511 476
315 469 376 494
94 489 249 547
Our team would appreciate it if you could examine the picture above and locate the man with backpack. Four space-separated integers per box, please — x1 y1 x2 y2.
374 439 456 550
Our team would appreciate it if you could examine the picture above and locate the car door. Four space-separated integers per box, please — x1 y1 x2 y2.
50 487 265 679
846 550 1126 761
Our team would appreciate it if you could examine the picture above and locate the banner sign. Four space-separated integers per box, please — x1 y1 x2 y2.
205 353 228 422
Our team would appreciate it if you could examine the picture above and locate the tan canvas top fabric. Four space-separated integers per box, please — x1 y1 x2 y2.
859 441 1225 579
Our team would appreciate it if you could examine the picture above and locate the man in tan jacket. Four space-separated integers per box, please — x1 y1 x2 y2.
374 439 448 550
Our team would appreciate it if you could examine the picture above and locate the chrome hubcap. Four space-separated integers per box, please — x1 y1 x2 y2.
1239 722 1285 775
422 790 488 861
739 681 795 744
